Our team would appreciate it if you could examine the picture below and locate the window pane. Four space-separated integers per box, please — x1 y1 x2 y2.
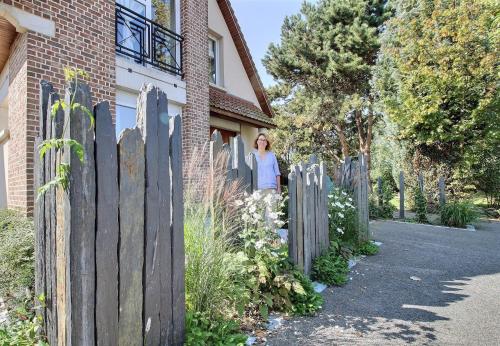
209 39 217 84
153 0 175 31
116 105 137 137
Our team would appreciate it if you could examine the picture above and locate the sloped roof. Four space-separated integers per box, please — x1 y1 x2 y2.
210 86 275 127
215 0 274 118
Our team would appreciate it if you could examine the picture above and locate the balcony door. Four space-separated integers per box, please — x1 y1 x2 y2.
116 0 151 63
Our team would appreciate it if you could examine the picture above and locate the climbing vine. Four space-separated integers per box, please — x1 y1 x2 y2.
37 67 94 198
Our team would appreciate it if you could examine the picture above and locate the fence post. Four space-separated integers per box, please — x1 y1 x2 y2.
439 177 446 208
64 81 96 345
170 115 185 346
288 169 297 264
418 173 424 193
399 171 405 219
95 101 119 346
118 128 145 346
377 177 383 206
355 154 369 242
296 164 304 271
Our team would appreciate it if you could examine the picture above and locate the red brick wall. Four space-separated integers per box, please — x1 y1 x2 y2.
181 0 210 186
5 1 116 214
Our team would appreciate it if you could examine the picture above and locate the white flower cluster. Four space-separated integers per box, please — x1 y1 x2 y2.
235 190 287 230
328 187 356 236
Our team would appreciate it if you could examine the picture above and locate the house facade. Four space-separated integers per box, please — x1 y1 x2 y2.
0 0 274 214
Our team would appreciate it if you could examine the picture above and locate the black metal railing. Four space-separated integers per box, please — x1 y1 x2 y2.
115 3 183 76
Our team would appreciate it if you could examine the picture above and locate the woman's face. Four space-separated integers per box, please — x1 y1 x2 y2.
257 135 268 150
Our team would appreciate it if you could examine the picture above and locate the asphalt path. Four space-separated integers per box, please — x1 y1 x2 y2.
267 220 500 345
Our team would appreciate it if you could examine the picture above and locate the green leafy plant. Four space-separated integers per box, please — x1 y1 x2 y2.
356 241 379 256
185 311 247 346
0 210 34 298
369 179 396 219
37 67 94 199
413 186 428 223
0 291 47 346
440 201 480 228
311 244 349 286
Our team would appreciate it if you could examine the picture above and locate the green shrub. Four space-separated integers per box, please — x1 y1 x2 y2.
289 271 323 316
440 201 480 228
413 187 428 223
185 311 247 346
356 241 379 256
311 245 349 286
0 210 35 298
0 291 47 346
369 179 396 220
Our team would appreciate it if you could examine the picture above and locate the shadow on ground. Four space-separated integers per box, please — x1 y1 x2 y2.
267 220 500 345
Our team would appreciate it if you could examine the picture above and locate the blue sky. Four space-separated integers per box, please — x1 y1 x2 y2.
231 0 307 88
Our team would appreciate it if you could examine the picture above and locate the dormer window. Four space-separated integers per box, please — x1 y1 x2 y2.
209 37 220 85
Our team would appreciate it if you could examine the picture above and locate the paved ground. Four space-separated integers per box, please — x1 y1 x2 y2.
267 220 500 345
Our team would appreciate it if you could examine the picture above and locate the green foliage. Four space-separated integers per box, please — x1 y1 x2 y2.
440 201 480 228
356 241 379 256
0 210 34 298
185 312 247 346
311 245 349 286
414 187 429 223
328 187 358 244
0 292 47 346
265 0 391 165
376 0 500 199
369 179 396 219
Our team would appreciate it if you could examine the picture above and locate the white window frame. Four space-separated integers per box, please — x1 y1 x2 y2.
209 35 223 87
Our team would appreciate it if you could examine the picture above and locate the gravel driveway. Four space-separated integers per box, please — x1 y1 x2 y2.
266 220 500 345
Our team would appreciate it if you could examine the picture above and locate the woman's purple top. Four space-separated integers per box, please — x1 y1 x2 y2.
253 150 281 190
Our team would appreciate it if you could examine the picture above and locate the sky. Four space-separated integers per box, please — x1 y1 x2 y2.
231 0 307 88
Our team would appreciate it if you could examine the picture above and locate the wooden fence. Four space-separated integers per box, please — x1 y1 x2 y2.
34 82 185 346
287 157 329 275
396 171 446 219
209 130 258 193
333 154 370 242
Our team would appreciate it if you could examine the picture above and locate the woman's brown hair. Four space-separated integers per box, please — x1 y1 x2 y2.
253 132 271 150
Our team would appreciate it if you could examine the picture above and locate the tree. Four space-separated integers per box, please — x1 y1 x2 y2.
263 0 390 178
376 0 499 169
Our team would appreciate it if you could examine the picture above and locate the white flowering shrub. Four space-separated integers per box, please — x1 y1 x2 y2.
230 191 322 318
328 187 358 242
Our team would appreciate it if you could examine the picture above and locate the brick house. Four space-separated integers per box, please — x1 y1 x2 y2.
0 0 274 214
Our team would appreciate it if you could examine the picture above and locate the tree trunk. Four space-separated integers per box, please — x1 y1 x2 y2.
333 120 350 159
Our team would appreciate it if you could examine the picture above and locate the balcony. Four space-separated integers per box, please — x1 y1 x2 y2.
115 3 183 77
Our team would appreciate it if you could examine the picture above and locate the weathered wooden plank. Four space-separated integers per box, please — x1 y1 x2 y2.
158 91 173 345
249 153 258 193
377 177 383 207
210 130 224 163
222 143 234 184
399 171 405 219
94 101 119 346
64 81 96 345
418 173 424 193
39 80 53 140
295 165 304 271
48 92 63 346
439 177 446 208
34 136 46 334
320 162 330 253
234 136 246 182
288 170 297 264
56 146 68 346
137 84 161 346
244 153 254 194
357 154 369 242
118 128 145 346
44 91 54 344
313 171 319 259
302 167 314 275
170 114 185 346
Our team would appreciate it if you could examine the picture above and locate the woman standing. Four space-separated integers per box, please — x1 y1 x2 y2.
253 133 281 194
